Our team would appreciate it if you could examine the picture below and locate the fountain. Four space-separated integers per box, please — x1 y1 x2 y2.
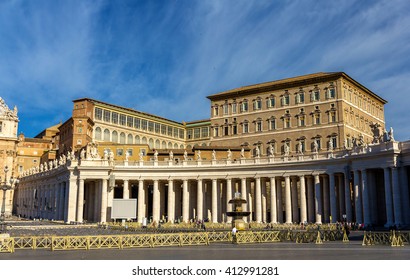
226 192 251 230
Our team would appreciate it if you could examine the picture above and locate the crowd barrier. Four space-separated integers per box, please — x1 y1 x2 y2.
362 231 410 246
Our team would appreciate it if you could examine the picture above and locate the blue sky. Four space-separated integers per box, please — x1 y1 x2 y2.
1 0 409 140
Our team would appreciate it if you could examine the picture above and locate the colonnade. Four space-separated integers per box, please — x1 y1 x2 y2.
14 164 410 227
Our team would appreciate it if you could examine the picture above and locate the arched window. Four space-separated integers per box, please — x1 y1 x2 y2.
135 135 141 144
141 137 147 144
162 141 166 149
112 131 118 143
168 142 173 149
148 138 154 149
120 132 126 144
127 134 133 144
155 139 160 149
95 127 102 140
104 129 110 141
174 143 179 149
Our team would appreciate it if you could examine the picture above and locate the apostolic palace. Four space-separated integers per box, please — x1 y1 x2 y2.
1 72 410 228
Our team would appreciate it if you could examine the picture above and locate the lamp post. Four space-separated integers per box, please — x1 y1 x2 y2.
1 166 18 234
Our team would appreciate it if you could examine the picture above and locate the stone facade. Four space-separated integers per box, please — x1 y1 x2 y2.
6 72 410 228
0 97 18 217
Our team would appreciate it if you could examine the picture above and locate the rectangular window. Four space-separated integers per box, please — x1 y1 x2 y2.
232 103 237 114
282 95 290 106
243 123 249 133
284 118 290 128
126 149 133 156
142 119 148 130
179 129 184 139
299 116 305 126
331 112 336 123
95 108 102 120
267 97 275 108
241 101 248 112
112 112 118 124
119 114 126 126
187 129 193 139
103 110 111 122
315 139 321 150
140 149 146 156
201 127 209 138
254 99 262 110
315 115 321 125
194 128 201 139
0 121 2 133
297 93 305 104
328 88 336 99
312 90 320 101
256 121 262 132
232 125 237 135
214 127 219 137
270 119 276 130
148 121 154 132
161 125 167 135
168 126 173 136
173 128 178 138
224 126 229 136
154 123 160 133
127 116 133 127
223 104 229 115
214 106 219 116
134 118 141 129
116 148 123 156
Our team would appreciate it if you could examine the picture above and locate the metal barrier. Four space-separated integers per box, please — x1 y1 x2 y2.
236 231 280 244
362 231 410 246
0 228 355 253
0 238 14 253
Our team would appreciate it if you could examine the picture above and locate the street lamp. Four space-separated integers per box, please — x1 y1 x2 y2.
1 166 18 234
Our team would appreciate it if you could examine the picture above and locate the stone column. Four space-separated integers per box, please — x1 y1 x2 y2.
255 177 262 223
338 175 346 222
241 178 248 222
284 176 292 224
66 178 78 223
182 179 189 223
53 184 59 220
329 173 337 223
300 175 307 224
314 174 322 224
344 169 353 222
261 179 267 223
100 179 108 223
167 180 175 223
276 177 283 223
93 181 100 222
307 176 314 223
353 170 363 224
123 180 129 199
58 183 65 220
383 168 394 226
152 180 160 223
361 170 371 226
291 177 299 223
226 178 232 223
76 179 85 223
391 167 403 225
270 177 277 223
137 180 145 223
323 175 329 223
212 179 218 223
197 179 204 222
